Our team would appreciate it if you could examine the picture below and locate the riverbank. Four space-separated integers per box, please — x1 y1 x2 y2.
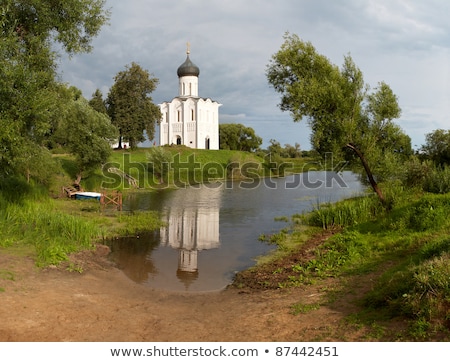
1 218 447 342
0 232 413 342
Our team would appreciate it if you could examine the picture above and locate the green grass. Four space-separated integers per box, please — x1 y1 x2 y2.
278 190 450 340
291 302 321 315
0 190 164 267
54 146 317 191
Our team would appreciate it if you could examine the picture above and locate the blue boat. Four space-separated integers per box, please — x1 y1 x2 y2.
74 192 102 201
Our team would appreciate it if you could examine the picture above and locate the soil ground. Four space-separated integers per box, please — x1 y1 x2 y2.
0 237 411 342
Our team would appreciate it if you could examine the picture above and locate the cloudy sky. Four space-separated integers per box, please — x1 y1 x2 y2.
58 0 450 150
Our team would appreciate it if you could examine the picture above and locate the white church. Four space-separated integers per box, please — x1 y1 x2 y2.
159 46 221 150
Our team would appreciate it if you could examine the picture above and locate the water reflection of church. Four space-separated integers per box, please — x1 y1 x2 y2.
160 203 220 288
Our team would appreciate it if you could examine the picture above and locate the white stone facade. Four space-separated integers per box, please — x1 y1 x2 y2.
159 51 220 150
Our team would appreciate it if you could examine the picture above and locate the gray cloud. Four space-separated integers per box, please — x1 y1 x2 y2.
58 0 450 149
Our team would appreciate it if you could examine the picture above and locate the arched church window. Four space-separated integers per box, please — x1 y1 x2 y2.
191 109 195 121
177 110 181 122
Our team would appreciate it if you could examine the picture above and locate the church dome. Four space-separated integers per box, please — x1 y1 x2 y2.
177 54 200 77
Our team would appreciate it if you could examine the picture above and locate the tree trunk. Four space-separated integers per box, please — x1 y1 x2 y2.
345 143 386 205
74 173 82 187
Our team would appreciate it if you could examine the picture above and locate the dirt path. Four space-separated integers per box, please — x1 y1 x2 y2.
0 245 400 342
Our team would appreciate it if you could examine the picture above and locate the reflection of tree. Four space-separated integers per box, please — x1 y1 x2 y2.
108 231 159 283
125 189 174 211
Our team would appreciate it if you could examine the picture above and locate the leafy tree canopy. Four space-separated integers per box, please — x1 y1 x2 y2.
1 0 110 55
219 123 262 152
106 62 161 149
55 87 118 184
267 139 302 158
89 89 108 114
421 129 450 167
267 33 411 204
0 0 110 183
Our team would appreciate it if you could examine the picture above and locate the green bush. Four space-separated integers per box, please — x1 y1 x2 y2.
302 195 384 229
146 147 172 184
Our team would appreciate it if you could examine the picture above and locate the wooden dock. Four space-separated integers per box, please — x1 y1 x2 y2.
62 185 83 198
100 190 123 211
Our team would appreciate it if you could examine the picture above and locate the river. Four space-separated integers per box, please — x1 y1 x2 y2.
106 171 364 292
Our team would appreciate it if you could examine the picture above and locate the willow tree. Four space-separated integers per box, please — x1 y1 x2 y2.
106 62 161 149
267 33 409 205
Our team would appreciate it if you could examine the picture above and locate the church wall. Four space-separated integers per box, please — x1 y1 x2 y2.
183 99 197 148
159 102 169 146
158 53 220 150
179 75 198 97
196 98 220 150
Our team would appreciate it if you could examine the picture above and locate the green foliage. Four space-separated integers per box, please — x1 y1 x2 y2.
283 190 450 339
266 139 302 158
56 93 118 183
107 62 161 148
421 129 450 167
115 211 165 236
89 89 108 114
423 166 450 194
0 0 109 183
219 123 262 152
1 0 110 55
401 157 450 194
146 147 172 184
302 195 385 230
404 195 450 232
0 197 100 266
263 152 289 177
0 184 164 266
267 33 410 203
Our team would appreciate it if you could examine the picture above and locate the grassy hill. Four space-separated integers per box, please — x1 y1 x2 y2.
56 146 317 192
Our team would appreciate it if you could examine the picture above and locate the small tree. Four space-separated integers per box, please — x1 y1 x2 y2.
219 123 262 152
146 147 172 184
421 129 450 167
89 89 108 114
57 91 118 185
107 62 161 149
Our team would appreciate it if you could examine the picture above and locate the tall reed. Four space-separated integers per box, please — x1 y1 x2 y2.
302 195 384 229
0 198 101 266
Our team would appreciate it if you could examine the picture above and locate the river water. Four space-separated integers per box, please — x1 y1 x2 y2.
106 171 364 292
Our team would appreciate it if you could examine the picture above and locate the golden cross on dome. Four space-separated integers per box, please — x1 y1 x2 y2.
186 41 190 55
